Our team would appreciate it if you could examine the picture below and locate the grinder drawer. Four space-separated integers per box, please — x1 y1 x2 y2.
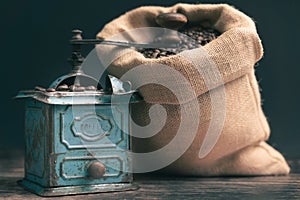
51 150 132 186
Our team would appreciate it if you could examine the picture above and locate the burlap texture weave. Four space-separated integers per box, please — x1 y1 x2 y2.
96 3 290 175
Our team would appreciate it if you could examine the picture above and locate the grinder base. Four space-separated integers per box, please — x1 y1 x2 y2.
18 179 138 197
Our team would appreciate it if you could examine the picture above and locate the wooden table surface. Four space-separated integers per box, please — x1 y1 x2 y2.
0 149 299 200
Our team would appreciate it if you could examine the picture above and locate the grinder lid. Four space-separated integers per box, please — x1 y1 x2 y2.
15 30 142 105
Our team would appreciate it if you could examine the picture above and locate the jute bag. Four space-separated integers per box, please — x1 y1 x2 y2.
96 4 290 175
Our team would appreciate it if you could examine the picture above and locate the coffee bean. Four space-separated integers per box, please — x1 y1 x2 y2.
188 43 195 49
198 36 204 41
46 88 56 92
56 84 69 91
69 85 76 92
74 86 85 92
152 52 159 58
86 86 97 91
160 51 167 56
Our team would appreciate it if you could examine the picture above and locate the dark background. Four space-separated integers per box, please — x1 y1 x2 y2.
1 0 299 158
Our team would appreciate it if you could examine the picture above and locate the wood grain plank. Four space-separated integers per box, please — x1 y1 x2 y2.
1 171 299 199
0 149 299 200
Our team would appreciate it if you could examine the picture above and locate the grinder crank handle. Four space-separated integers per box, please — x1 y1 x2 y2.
70 30 178 48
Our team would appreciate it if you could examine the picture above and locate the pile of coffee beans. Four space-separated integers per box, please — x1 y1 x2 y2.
181 26 220 46
137 26 221 59
137 12 221 58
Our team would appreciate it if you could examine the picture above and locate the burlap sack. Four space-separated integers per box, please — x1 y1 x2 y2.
96 3 290 175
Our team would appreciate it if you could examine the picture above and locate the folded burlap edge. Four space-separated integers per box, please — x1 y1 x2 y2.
96 3 264 105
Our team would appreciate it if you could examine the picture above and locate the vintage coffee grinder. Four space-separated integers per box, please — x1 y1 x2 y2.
16 30 141 196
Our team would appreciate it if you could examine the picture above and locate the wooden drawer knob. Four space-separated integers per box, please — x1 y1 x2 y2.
87 161 106 179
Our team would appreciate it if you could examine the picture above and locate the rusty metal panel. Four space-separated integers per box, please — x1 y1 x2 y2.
24 100 51 187
53 104 129 154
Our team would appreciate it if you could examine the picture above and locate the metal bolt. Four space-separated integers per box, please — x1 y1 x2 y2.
72 29 83 40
